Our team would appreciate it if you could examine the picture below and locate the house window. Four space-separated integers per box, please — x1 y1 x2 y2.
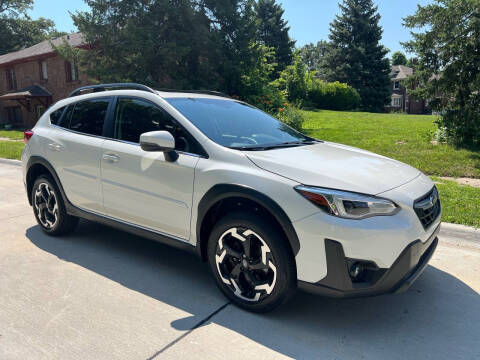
65 60 79 82
393 80 400 90
5 68 17 90
39 60 48 80
391 96 402 107
6 106 22 125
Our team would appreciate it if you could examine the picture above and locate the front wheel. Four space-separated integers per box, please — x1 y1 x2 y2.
207 212 296 312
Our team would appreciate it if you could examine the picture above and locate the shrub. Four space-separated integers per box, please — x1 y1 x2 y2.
276 106 305 132
438 108 480 147
307 78 360 110
271 53 308 103
270 53 360 112
249 85 287 115
433 126 449 144
239 43 288 116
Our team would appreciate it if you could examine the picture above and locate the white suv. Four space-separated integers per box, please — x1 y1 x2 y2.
22 83 441 312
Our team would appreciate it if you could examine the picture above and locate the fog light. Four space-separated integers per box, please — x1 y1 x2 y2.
349 262 364 282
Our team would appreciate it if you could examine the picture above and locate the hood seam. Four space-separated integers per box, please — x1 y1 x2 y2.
375 172 422 196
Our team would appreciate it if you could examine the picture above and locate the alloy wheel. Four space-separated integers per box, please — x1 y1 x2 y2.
34 182 59 229
215 227 277 302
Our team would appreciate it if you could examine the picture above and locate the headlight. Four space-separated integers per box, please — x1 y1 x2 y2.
295 186 399 219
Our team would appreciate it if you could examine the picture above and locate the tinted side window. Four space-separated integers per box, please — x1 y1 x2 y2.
58 105 74 128
49 107 66 125
114 97 203 155
69 98 110 136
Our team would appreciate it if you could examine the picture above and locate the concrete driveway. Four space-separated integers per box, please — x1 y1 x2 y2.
1 161 479 360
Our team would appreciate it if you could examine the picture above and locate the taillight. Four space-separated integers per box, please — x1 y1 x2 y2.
24 130 34 144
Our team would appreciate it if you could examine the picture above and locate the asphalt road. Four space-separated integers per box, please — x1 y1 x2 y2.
1 162 479 360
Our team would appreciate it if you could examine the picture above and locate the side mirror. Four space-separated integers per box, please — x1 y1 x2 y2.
140 131 175 152
140 131 178 161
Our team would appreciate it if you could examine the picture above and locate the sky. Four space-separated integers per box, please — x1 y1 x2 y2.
28 0 432 57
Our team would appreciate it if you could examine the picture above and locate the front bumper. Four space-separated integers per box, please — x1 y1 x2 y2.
298 223 440 298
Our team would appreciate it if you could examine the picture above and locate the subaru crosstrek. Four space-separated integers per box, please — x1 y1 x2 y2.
22 83 441 312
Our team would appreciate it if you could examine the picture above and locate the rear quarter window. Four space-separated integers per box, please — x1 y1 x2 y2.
49 107 66 125
58 105 74 128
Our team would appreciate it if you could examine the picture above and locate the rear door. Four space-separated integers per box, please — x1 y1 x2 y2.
101 96 201 240
46 97 112 213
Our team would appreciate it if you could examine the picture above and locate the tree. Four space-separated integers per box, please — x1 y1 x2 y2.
0 17 65 55
0 1 65 55
73 0 218 89
324 0 390 112
391 51 407 66
0 0 32 16
200 0 262 96
403 0 480 146
298 40 331 79
254 0 295 75
73 0 270 98
406 57 418 68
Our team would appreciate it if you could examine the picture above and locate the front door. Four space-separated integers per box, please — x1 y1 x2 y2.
101 97 200 240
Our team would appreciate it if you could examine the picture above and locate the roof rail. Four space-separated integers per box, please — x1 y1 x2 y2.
156 89 232 99
68 83 156 97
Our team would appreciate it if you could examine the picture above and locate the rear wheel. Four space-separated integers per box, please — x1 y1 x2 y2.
207 212 296 312
32 175 78 236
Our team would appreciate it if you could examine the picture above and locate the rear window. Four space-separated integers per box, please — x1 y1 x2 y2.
69 98 110 136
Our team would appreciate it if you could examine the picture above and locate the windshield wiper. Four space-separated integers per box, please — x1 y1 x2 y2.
230 140 319 151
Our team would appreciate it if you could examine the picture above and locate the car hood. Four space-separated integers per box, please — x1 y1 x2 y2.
244 142 420 195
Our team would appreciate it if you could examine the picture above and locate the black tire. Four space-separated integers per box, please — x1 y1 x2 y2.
207 211 296 313
31 175 78 236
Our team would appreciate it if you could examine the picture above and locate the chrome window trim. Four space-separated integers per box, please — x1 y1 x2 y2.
48 123 206 159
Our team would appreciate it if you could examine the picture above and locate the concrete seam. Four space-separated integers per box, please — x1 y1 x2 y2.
146 302 230 359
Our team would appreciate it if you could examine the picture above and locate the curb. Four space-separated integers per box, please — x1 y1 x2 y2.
439 222 479 246
0 158 21 166
441 222 479 234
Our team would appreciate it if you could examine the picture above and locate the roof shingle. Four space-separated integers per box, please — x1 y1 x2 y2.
390 65 413 80
0 33 84 67
0 84 52 100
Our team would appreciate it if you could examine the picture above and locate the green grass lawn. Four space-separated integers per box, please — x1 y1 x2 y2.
0 130 24 140
302 110 480 178
433 177 480 228
0 140 24 160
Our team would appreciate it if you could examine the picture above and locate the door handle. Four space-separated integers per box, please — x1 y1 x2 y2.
48 143 62 151
103 154 119 163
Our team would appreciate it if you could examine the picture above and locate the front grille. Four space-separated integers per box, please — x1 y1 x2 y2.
413 186 441 229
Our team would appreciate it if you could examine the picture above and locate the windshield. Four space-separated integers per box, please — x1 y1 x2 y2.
165 97 313 149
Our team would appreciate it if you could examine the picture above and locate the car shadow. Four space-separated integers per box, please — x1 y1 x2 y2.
27 220 480 359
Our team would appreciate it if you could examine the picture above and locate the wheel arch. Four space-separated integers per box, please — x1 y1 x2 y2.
26 156 68 207
196 184 300 261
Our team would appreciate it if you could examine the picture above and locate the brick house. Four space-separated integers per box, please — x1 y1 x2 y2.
0 33 90 129
385 65 427 114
